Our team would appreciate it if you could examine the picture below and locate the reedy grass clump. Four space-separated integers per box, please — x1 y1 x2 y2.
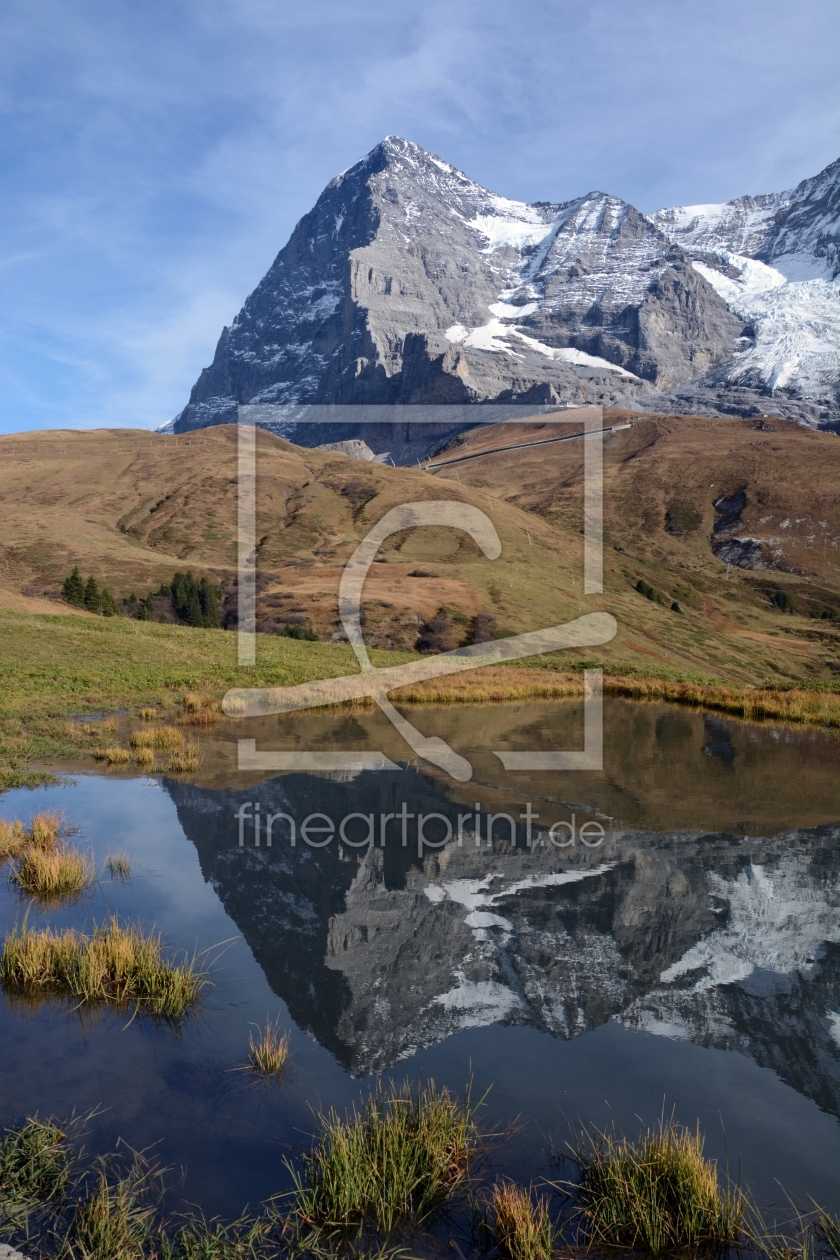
133 745 155 768
0 1116 70 1228
820 1213 840 1259
12 842 95 901
158 1212 277 1259
247 1017 290 1079
575 1119 745 1256
287 1079 478 1238
98 746 131 765
179 694 220 727
0 1121 278 1259
130 725 184 751
166 741 200 773
139 707 158 721
491 1181 555 1260
1 918 208 1019
0 818 27 860
64 1159 156 1260
29 810 63 849
104 850 131 880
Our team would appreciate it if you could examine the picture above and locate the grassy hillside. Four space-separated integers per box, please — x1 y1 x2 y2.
2 414 837 686
426 409 840 686
1 413 839 787
0 606 418 788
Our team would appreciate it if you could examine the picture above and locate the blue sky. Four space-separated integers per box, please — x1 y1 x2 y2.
1 0 837 435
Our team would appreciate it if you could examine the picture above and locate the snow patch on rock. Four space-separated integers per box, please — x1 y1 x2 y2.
660 858 840 991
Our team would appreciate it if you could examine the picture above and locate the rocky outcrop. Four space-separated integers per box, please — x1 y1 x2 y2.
170 139 839 439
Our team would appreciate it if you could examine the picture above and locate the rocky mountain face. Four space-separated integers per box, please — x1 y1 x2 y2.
171 139 839 438
165 772 840 1116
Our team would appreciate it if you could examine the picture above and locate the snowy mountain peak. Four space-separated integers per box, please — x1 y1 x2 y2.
173 143 840 434
652 156 840 410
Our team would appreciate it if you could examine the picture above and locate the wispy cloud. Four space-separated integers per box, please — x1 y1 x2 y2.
1 0 837 433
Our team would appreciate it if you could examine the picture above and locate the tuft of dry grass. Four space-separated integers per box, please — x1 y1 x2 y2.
287 1079 478 1237
28 810 63 849
181 707 219 727
105 851 131 881
133 745 155 768
166 741 200 773
247 1017 290 1079
139 707 158 721
492 1181 555 1260
575 1119 745 1257
0 818 27 861
179 693 220 727
129 725 184 751
12 841 95 901
96 746 130 765
0 917 208 1018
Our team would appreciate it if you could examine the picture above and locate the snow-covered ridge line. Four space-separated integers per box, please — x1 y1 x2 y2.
172 139 840 434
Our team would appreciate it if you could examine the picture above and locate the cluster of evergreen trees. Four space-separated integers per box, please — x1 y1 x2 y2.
61 568 120 616
62 566 222 628
164 571 222 628
129 572 222 627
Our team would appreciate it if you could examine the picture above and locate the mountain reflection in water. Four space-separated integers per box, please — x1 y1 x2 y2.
1 699 839 1220
164 752 840 1118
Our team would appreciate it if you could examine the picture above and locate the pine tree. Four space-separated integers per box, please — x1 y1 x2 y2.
184 587 204 627
62 566 85 607
197 576 221 628
100 588 120 617
83 575 100 613
136 594 154 621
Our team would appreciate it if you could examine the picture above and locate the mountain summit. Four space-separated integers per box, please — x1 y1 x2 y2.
172 138 840 432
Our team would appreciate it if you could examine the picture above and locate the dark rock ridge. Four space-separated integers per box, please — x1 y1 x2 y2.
170 139 840 440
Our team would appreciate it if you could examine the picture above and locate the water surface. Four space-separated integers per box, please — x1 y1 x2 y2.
2 698 839 1219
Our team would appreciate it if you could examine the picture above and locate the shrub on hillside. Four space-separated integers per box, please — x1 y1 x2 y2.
635 579 666 606
283 623 318 641
417 611 454 653
665 499 703 535
471 612 495 644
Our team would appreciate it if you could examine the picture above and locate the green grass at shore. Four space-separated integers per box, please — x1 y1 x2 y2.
0 606 413 789
286 1078 478 1241
575 1119 745 1256
1 606 838 790
0 1106 835 1259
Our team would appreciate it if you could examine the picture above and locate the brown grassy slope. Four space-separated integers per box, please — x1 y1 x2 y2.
0 425 586 645
0 417 839 686
0 586 93 617
426 411 840 684
0 427 239 596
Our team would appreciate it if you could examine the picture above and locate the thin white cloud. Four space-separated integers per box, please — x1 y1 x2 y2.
0 0 837 432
